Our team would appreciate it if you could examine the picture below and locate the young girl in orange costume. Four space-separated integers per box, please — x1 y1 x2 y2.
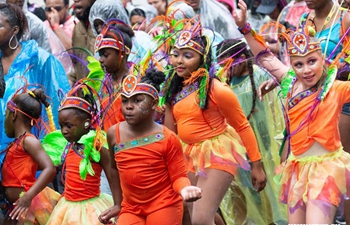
160 20 266 225
99 69 202 225
1 88 59 225
44 81 117 225
234 0 350 223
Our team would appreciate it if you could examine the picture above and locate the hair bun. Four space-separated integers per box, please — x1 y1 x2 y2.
145 69 166 86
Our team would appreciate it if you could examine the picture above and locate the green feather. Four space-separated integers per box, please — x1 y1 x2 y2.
85 56 105 93
42 131 68 166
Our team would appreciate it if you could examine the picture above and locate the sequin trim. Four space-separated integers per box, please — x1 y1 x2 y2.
114 133 164 153
173 82 199 105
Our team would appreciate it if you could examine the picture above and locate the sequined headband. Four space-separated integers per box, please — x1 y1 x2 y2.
288 32 321 57
95 34 131 54
121 75 159 99
174 30 205 55
59 96 92 115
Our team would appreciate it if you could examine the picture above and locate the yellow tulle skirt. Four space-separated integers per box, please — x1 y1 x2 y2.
46 193 114 225
182 126 250 176
274 148 350 213
16 187 60 225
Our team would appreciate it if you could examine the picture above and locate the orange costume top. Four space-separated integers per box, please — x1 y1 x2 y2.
101 83 125 132
2 133 37 191
114 124 190 215
288 80 350 155
62 145 102 201
173 79 261 162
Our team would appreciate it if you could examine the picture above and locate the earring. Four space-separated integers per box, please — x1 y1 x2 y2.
9 35 18 50
84 122 90 128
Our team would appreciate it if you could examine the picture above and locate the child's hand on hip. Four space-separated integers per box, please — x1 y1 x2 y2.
180 186 202 202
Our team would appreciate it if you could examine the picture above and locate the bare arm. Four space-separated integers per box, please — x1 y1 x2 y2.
234 0 289 82
10 135 56 220
99 125 122 224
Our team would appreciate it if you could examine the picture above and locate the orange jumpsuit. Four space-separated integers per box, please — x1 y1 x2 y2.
114 124 190 225
172 79 261 175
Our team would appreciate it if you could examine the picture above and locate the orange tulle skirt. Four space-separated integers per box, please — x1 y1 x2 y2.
182 126 250 176
46 193 114 225
11 187 60 225
274 148 350 213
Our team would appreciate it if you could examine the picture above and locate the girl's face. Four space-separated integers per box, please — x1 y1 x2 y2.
121 94 157 126
170 47 202 79
58 109 89 143
290 51 325 89
130 15 146 32
99 48 122 74
4 109 15 138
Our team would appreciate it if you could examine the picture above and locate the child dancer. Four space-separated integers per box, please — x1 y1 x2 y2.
1 88 59 225
160 20 266 225
94 19 135 131
44 82 116 225
216 39 287 225
99 69 202 225
234 0 350 223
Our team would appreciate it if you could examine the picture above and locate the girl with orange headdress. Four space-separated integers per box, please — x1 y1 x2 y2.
160 20 266 224
234 0 350 223
99 69 202 225
1 87 60 225
44 80 117 225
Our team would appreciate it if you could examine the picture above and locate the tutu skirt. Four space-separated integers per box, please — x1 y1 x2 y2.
46 193 114 225
16 187 60 225
182 126 250 176
274 148 350 213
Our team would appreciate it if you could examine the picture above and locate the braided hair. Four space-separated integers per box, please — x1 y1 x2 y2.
164 35 213 109
217 39 257 120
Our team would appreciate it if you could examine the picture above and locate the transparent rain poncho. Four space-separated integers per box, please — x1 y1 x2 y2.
196 0 242 39
89 0 155 63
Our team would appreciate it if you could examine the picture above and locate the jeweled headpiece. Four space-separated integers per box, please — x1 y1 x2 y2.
59 96 93 114
121 75 159 99
94 19 132 54
279 25 321 57
174 20 207 55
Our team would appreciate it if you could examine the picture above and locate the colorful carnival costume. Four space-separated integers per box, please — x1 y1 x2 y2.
45 131 114 225
271 25 350 214
171 77 261 176
114 124 189 225
2 133 60 224
220 65 287 225
44 81 114 224
113 74 192 225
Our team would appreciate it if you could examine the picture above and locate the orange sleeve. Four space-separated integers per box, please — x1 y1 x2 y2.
211 79 261 162
166 131 191 194
334 80 350 104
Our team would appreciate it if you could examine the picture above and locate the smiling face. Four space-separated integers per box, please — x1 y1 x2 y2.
290 51 325 89
121 94 157 126
170 47 202 79
58 108 90 143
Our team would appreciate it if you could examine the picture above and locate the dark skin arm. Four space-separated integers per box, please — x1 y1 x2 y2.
99 125 122 224
9 135 56 220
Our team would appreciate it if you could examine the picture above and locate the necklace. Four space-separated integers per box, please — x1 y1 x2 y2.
310 4 336 37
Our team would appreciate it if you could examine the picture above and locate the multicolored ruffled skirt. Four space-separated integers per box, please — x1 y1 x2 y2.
182 126 250 176
274 148 350 214
10 187 60 224
46 193 114 225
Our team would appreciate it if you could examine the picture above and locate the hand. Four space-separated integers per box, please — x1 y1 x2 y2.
47 8 60 27
9 194 32 220
180 186 202 202
250 160 267 192
98 205 120 224
233 0 248 28
257 79 277 101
